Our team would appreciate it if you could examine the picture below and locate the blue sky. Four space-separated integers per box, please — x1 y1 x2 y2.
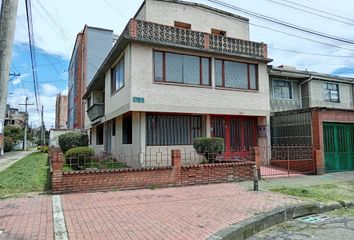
7 0 354 128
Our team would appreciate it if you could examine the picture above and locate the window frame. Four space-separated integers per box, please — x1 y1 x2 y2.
323 82 340 103
153 50 211 87
110 56 125 94
146 114 203 146
174 21 191 30
215 58 258 91
122 114 132 145
96 124 104 145
272 79 293 100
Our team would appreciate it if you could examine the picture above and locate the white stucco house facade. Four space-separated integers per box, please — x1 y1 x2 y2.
83 0 272 166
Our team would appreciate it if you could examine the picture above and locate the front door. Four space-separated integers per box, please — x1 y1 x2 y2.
211 116 258 157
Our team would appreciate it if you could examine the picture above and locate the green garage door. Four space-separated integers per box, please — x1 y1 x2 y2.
323 123 354 172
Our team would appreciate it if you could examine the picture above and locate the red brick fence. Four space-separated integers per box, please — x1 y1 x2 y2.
49 148 255 194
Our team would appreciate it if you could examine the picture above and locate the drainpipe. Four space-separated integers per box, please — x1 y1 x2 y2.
299 75 313 109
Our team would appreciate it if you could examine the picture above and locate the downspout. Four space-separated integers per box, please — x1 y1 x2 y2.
299 75 313 109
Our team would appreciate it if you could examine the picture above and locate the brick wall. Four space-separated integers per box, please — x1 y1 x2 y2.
270 159 314 173
50 148 255 194
312 108 354 174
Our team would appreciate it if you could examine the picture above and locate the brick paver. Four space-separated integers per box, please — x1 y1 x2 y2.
61 183 301 240
0 196 53 240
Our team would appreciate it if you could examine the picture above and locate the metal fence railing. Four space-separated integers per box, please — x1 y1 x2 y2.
62 147 256 172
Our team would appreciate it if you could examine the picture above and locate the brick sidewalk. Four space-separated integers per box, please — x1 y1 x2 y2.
61 183 300 240
0 183 301 240
0 196 53 240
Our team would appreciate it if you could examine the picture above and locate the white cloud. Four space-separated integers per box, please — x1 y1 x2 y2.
11 73 29 85
41 83 60 96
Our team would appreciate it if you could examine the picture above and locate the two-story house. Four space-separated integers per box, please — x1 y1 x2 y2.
269 65 354 173
83 0 272 167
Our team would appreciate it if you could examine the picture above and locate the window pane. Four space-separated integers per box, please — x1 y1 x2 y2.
113 58 124 92
324 90 331 100
215 60 223 86
225 61 247 89
146 114 202 146
183 55 200 84
166 53 183 83
123 115 132 144
201 58 210 85
249 64 257 89
154 51 163 81
273 80 291 99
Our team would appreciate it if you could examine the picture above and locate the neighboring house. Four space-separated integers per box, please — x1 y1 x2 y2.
269 65 354 173
4 104 27 128
67 25 116 130
83 0 272 166
55 94 68 129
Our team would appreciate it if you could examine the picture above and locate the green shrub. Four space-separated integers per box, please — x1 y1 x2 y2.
41 146 49 153
193 137 224 163
64 147 94 158
4 137 14 152
58 132 89 153
37 146 42 151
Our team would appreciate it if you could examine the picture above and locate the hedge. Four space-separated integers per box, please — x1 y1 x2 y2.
64 147 95 158
193 137 224 163
58 132 89 154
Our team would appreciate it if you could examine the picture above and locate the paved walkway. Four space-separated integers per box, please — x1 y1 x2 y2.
239 171 354 191
0 149 35 172
0 183 301 240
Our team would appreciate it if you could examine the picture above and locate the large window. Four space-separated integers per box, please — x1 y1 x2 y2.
111 57 124 93
96 124 104 145
215 59 257 90
273 80 292 99
323 83 339 102
146 114 202 146
122 115 132 144
154 51 210 86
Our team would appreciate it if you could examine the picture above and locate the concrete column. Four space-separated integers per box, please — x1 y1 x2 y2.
206 114 211 137
139 112 146 167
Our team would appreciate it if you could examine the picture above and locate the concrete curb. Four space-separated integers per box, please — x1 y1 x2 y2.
207 201 354 240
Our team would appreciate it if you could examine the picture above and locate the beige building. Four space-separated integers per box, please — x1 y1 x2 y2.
83 0 272 166
269 65 354 113
55 94 68 129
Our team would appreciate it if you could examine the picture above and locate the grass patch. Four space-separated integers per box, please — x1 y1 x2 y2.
271 181 354 203
328 207 354 217
0 152 51 198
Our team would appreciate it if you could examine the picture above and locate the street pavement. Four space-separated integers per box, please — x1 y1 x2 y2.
0 183 300 240
249 211 354 240
0 149 36 172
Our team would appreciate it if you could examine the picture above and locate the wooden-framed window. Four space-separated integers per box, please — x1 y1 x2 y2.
215 59 258 90
153 51 211 86
122 114 132 144
323 82 340 102
96 124 104 145
111 57 124 93
211 28 226 36
146 114 202 146
273 80 292 99
174 21 191 29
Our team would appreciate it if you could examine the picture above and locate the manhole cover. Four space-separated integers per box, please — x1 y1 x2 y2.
296 214 332 224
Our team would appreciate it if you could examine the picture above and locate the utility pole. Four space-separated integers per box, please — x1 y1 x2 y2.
41 105 44 147
19 97 33 151
0 0 19 156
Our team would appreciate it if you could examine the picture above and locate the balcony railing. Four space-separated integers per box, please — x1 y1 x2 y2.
125 19 268 60
87 103 104 122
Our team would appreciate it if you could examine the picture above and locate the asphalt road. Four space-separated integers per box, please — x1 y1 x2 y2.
249 212 354 240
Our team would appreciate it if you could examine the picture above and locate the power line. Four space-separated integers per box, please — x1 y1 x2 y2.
25 0 40 115
269 46 354 58
263 0 354 26
275 0 354 23
208 0 354 45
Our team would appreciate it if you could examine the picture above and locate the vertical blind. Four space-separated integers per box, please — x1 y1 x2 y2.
146 114 202 146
